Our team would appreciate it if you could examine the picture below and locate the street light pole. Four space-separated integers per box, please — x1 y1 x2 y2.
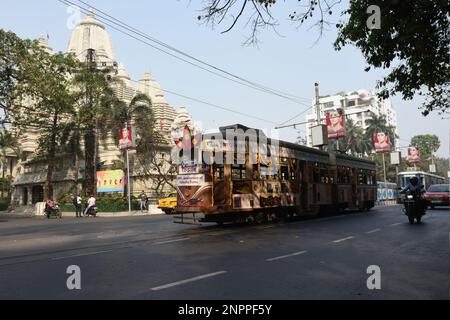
126 148 131 213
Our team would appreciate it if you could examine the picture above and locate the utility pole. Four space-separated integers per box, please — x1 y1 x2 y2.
315 82 322 151
382 152 388 200
315 83 321 126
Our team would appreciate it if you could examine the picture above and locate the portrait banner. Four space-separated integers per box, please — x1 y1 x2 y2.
374 132 391 153
326 108 345 139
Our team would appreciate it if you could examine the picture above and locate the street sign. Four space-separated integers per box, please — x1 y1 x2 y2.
429 164 436 173
390 152 400 165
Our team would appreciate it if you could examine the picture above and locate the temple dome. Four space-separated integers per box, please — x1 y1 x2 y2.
116 63 130 80
67 8 116 62
170 106 194 131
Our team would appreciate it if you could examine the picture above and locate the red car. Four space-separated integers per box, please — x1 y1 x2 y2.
424 184 450 208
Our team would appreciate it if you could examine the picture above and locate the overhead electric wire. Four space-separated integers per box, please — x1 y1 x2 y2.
53 0 289 125
74 0 311 103
126 77 277 125
58 0 311 108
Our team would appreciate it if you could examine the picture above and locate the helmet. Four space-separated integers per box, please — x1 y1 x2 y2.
410 176 419 185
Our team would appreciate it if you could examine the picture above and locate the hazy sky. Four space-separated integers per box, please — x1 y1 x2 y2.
1 0 448 157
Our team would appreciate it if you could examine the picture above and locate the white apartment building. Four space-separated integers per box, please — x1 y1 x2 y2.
306 89 398 148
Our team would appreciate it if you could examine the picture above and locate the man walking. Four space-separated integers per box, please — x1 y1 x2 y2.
139 190 148 212
73 194 82 218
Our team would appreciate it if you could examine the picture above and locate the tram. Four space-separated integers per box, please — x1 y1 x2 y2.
174 124 376 224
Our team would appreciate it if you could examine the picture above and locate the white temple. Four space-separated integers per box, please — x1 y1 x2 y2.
10 9 192 206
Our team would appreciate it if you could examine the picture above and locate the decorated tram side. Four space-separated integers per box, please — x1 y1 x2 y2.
172 124 376 224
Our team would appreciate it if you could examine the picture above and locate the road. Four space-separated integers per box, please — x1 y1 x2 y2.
0 205 448 300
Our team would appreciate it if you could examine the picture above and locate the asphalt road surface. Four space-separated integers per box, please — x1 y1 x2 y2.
0 205 448 300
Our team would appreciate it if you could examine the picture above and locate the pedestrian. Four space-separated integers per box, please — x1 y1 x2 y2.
73 194 82 217
139 190 148 212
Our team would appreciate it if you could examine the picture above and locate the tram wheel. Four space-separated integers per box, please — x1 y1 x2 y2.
245 215 255 224
269 213 279 222
255 212 265 224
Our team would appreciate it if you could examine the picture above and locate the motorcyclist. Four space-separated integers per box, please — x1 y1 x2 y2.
400 176 426 214
400 176 425 194
84 194 96 216
45 197 57 215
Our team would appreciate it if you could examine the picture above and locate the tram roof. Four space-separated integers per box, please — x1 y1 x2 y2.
215 124 375 168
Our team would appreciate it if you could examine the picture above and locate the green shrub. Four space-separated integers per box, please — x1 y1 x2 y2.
60 193 140 212
0 198 10 211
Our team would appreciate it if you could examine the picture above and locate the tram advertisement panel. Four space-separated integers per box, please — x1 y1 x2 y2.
374 132 391 153
326 108 345 139
179 160 199 174
176 172 212 207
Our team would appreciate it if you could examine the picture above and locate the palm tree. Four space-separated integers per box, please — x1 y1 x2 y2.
328 118 371 156
365 113 398 151
0 130 20 198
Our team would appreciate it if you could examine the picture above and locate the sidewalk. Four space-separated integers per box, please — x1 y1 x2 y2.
1 205 165 219
62 210 165 217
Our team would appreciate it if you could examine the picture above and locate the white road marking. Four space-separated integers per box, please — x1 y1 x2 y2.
366 229 381 234
257 225 275 229
209 231 234 236
150 271 227 291
332 236 354 243
389 222 402 227
266 250 307 262
52 250 113 261
154 238 190 245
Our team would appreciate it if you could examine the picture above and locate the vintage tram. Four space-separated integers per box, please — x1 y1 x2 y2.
174 124 376 224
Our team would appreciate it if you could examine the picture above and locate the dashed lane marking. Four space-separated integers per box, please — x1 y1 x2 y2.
51 250 113 261
266 250 307 262
389 222 402 227
366 229 381 234
154 238 190 245
150 271 227 291
332 236 354 243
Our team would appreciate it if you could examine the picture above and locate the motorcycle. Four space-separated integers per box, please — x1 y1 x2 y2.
45 204 62 219
402 190 425 224
85 206 98 217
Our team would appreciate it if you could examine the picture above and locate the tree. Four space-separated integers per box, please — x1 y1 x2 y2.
327 118 371 156
0 29 36 128
72 62 121 196
434 157 449 178
111 93 176 194
12 48 79 201
0 130 20 198
194 1 450 114
364 113 397 151
410 135 440 159
409 134 441 170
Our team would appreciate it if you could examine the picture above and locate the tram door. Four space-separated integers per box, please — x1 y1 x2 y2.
300 161 308 209
213 164 231 207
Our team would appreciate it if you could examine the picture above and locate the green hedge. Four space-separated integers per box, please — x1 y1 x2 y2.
60 194 141 212
0 198 10 211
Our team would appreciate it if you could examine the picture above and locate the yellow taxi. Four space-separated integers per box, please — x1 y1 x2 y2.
158 192 177 214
